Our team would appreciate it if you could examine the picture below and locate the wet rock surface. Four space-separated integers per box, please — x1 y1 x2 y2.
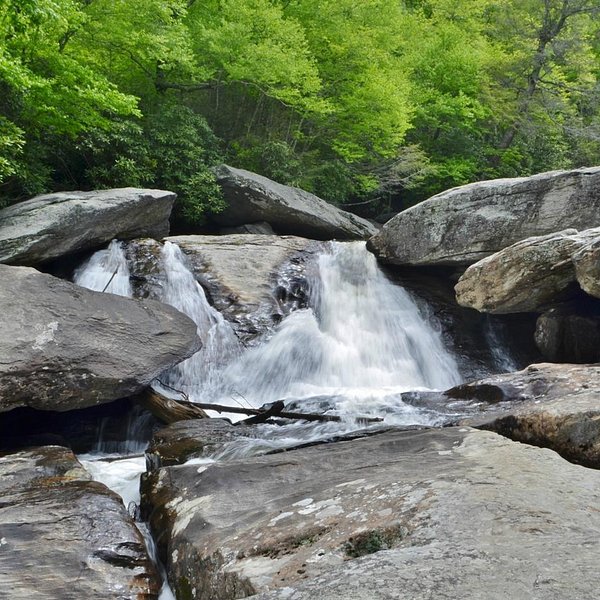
145 419 259 467
0 264 201 412
473 364 600 468
534 305 600 363
368 166 600 266
0 445 160 599
0 188 175 266
160 234 322 341
212 165 378 240
141 426 600 600
406 363 600 467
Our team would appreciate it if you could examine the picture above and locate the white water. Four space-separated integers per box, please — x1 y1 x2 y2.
157 241 461 436
157 242 242 398
79 454 176 600
73 240 133 296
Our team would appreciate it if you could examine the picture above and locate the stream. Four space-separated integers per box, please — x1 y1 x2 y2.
73 238 512 596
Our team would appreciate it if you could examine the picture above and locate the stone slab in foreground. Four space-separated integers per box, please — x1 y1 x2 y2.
368 166 600 266
0 264 201 413
142 426 600 600
0 188 175 266
0 446 159 599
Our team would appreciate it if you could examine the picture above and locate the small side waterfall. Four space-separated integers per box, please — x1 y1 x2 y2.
156 242 242 398
484 317 519 373
73 240 132 296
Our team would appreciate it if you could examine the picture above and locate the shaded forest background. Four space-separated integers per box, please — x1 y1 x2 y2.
1 0 599 226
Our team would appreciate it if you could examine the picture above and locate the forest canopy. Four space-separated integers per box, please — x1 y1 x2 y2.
0 0 599 223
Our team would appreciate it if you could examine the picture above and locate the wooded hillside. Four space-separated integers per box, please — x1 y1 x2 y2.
1 0 599 224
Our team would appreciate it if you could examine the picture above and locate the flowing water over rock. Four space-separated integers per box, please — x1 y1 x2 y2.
157 241 242 399
73 239 133 296
151 241 463 453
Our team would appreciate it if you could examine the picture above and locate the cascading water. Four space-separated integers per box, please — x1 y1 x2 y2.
484 316 519 373
221 242 460 405
155 240 461 446
156 242 242 399
73 239 133 296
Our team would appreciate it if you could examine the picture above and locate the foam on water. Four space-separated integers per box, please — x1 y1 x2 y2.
73 240 132 296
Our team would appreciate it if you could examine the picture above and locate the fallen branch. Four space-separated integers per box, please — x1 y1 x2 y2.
136 387 382 426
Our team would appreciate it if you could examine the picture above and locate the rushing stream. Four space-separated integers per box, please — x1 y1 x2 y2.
73 237 503 594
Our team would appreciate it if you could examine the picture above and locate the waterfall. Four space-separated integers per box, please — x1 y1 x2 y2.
156 242 242 399
156 240 460 429
73 240 132 296
484 316 519 373
78 454 176 600
219 242 460 406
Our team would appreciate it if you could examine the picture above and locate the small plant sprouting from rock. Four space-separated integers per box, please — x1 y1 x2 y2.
343 525 408 559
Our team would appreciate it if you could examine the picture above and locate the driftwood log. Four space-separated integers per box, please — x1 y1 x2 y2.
136 388 382 426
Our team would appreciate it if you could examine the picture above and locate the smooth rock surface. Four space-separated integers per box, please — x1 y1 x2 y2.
0 265 201 412
141 426 600 600
0 188 175 266
0 445 159 599
163 234 321 341
212 165 378 240
368 166 600 266
471 363 600 467
454 228 600 313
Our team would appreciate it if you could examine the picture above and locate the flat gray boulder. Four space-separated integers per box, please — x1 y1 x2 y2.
141 426 600 600
0 445 160 598
0 264 201 412
471 363 600 468
454 228 600 313
0 188 175 266
212 165 378 240
368 167 600 266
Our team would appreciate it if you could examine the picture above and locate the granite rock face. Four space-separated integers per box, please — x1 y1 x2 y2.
454 229 599 313
141 426 600 600
368 167 600 266
0 264 201 412
573 237 600 298
0 446 160 599
212 165 378 240
0 188 175 266
127 234 321 343
534 307 600 363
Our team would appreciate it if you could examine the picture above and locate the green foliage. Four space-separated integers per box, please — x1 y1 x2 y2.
0 0 599 218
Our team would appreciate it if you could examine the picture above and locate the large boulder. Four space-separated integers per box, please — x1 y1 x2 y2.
454 228 600 313
141 426 600 600
0 264 201 412
0 188 175 266
0 445 160 598
368 166 600 266
212 165 378 240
